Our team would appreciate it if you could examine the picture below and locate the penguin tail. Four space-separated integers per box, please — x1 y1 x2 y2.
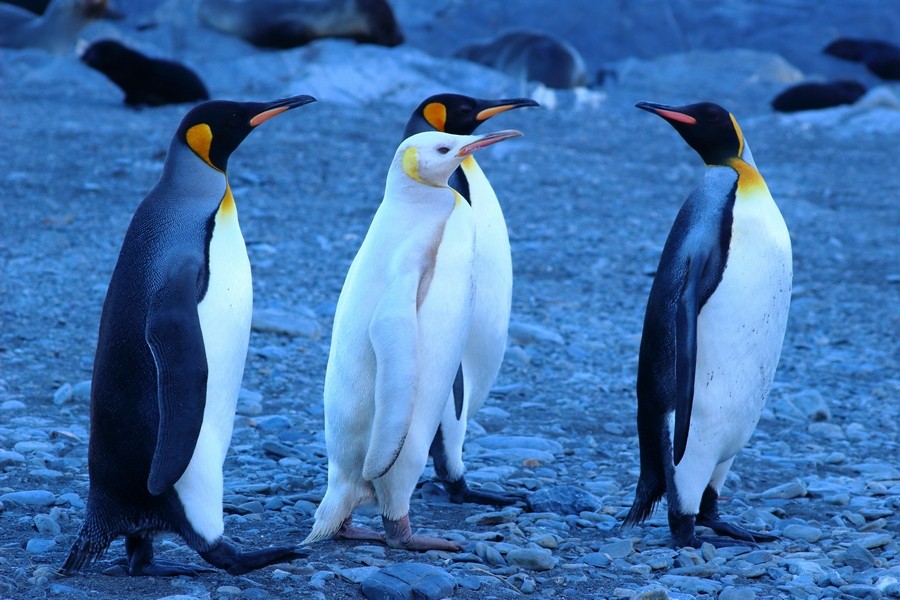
622 474 665 528
302 483 369 545
59 526 112 575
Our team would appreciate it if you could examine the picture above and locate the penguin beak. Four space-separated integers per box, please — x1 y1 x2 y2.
635 101 697 125
476 98 541 121
249 94 317 127
457 129 523 157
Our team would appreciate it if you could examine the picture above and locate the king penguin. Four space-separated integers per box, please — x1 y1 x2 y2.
402 94 538 506
304 129 523 551
623 101 792 548
61 94 316 576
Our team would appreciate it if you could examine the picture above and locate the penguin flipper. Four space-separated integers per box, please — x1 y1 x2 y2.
362 273 419 481
673 252 706 466
144 257 208 495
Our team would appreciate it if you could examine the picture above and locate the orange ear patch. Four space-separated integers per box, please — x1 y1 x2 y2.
423 102 447 131
186 123 214 168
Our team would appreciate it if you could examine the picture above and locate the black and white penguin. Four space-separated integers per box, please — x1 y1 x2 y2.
624 101 792 548
80 39 209 107
304 129 523 552
402 93 538 506
61 94 316 576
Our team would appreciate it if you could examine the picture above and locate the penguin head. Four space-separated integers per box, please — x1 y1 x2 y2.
404 94 540 137
396 130 523 187
636 101 749 166
174 94 316 172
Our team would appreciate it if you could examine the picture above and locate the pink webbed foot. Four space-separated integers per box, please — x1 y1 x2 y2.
332 516 385 543
382 515 463 552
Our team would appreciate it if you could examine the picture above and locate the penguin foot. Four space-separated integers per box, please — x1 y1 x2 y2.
332 516 385 543
443 477 524 507
383 515 463 552
102 557 214 577
697 518 777 543
199 538 309 576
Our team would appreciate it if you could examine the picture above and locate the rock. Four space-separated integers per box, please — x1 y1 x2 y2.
505 548 557 571
720 587 757 600
252 307 321 339
237 388 264 416
25 538 56 553
71 380 92 402
33 513 61 535
52 383 72 406
0 450 26 469
783 524 824 543
527 486 602 514
360 563 455 600
791 389 830 421
474 542 506 566
599 539 633 559
759 480 807 499
507 321 565 345
842 545 877 571
0 490 56 507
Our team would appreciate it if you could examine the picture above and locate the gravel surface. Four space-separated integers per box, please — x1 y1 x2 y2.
1 25 899 600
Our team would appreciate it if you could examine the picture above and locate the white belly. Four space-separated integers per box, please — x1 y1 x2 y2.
687 190 792 463
461 157 512 415
174 198 252 542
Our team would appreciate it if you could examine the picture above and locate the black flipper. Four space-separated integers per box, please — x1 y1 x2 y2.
452 363 464 420
673 253 707 466
144 257 208 495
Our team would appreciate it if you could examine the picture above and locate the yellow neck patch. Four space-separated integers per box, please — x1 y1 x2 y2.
402 146 424 183
423 102 447 131
217 181 237 219
729 113 745 158
728 158 767 196
186 123 216 170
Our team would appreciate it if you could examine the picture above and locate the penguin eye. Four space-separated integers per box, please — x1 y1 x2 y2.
226 113 242 127
437 146 451 155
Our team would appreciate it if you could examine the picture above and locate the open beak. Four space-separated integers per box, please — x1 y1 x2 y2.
250 94 317 127
476 97 541 121
635 101 697 125
457 129 523 157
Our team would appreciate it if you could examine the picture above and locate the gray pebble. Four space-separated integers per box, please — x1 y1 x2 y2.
0 400 26 411
843 545 876 571
361 563 455 600
505 548 556 571
474 542 506 566
527 485 602 514
507 321 565 345
759 479 808 499
0 490 56 507
599 539 633 559
71 380 92 402
783 524 824 543
52 382 72 405
475 435 563 454
0 450 25 468
25 538 56 553
720 587 757 600
33 514 60 535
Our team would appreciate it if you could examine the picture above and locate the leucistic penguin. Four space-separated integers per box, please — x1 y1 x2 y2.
403 93 539 506
61 94 316 576
624 101 792 548
304 129 524 551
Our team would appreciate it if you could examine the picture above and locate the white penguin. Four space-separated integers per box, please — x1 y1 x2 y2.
402 94 539 505
304 129 523 551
